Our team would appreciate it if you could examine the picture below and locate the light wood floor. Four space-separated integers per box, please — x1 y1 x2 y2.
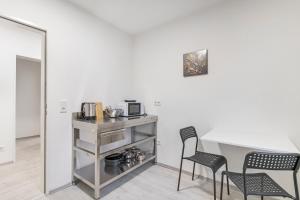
44 165 279 200
0 138 279 200
0 137 44 200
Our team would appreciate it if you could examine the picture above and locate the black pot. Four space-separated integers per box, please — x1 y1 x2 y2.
105 153 123 167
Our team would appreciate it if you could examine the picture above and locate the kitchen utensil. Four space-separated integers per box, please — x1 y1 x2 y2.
105 153 123 167
105 107 124 118
81 102 96 120
122 149 135 163
136 152 146 161
130 147 141 156
122 147 146 162
104 165 122 175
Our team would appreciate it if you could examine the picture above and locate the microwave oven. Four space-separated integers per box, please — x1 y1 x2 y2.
118 101 145 117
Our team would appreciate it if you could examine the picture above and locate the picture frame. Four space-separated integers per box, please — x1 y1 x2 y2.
183 49 208 77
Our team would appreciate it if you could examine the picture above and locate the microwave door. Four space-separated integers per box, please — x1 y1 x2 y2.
128 103 141 116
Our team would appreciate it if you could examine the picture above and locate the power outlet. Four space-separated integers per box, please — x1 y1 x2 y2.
154 101 161 106
157 140 161 146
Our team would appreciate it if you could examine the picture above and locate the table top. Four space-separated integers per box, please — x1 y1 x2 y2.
201 129 299 153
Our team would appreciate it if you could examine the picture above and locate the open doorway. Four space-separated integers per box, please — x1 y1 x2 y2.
0 16 47 199
15 55 42 196
16 56 41 140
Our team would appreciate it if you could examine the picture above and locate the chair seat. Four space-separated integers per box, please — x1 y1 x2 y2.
224 171 295 199
184 151 226 172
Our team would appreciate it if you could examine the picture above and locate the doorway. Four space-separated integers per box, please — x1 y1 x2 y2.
15 56 42 197
16 56 41 140
0 15 47 198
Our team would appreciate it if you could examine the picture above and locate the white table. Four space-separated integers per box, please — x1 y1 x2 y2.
201 129 299 153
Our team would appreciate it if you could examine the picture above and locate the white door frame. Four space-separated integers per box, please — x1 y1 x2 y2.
0 14 47 193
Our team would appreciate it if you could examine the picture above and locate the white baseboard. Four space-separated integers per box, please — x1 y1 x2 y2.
157 162 204 177
0 161 14 166
48 183 72 195
16 135 40 140
157 162 235 187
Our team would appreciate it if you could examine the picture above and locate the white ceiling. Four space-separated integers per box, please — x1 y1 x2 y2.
66 0 224 34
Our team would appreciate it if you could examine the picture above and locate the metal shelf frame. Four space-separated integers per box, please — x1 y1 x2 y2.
72 113 158 199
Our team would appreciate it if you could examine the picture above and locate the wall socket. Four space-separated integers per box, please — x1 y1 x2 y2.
154 101 161 106
157 140 161 146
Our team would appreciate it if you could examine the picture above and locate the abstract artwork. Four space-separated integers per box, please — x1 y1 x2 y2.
183 49 208 77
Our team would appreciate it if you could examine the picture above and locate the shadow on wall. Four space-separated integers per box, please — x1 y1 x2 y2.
289 134 300 151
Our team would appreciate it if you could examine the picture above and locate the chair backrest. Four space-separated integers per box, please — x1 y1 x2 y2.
179 126 198 143
243 152 300 172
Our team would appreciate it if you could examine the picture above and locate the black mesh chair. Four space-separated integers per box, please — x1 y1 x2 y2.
220 152 300 200
177 126 230 200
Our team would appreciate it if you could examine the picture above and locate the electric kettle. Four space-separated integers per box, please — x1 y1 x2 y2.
81 102 96 120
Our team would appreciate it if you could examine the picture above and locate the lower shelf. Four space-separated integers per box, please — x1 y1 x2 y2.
74 154 156 189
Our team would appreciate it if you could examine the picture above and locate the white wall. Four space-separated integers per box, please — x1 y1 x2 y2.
0 0 133 192
133 0 300 192
2 0 300 194
0 19 42 164
16 57 41 139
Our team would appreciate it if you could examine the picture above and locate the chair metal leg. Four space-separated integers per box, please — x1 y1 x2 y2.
244 192 247 200
225 162 230 195
177 159 183 191
293 172 299 200
220 172 224 200
261 196 264 200
243 175 247 200
192 162 196 181
213 172 216 200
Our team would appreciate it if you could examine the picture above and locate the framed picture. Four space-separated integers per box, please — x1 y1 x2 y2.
183 49 208 77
